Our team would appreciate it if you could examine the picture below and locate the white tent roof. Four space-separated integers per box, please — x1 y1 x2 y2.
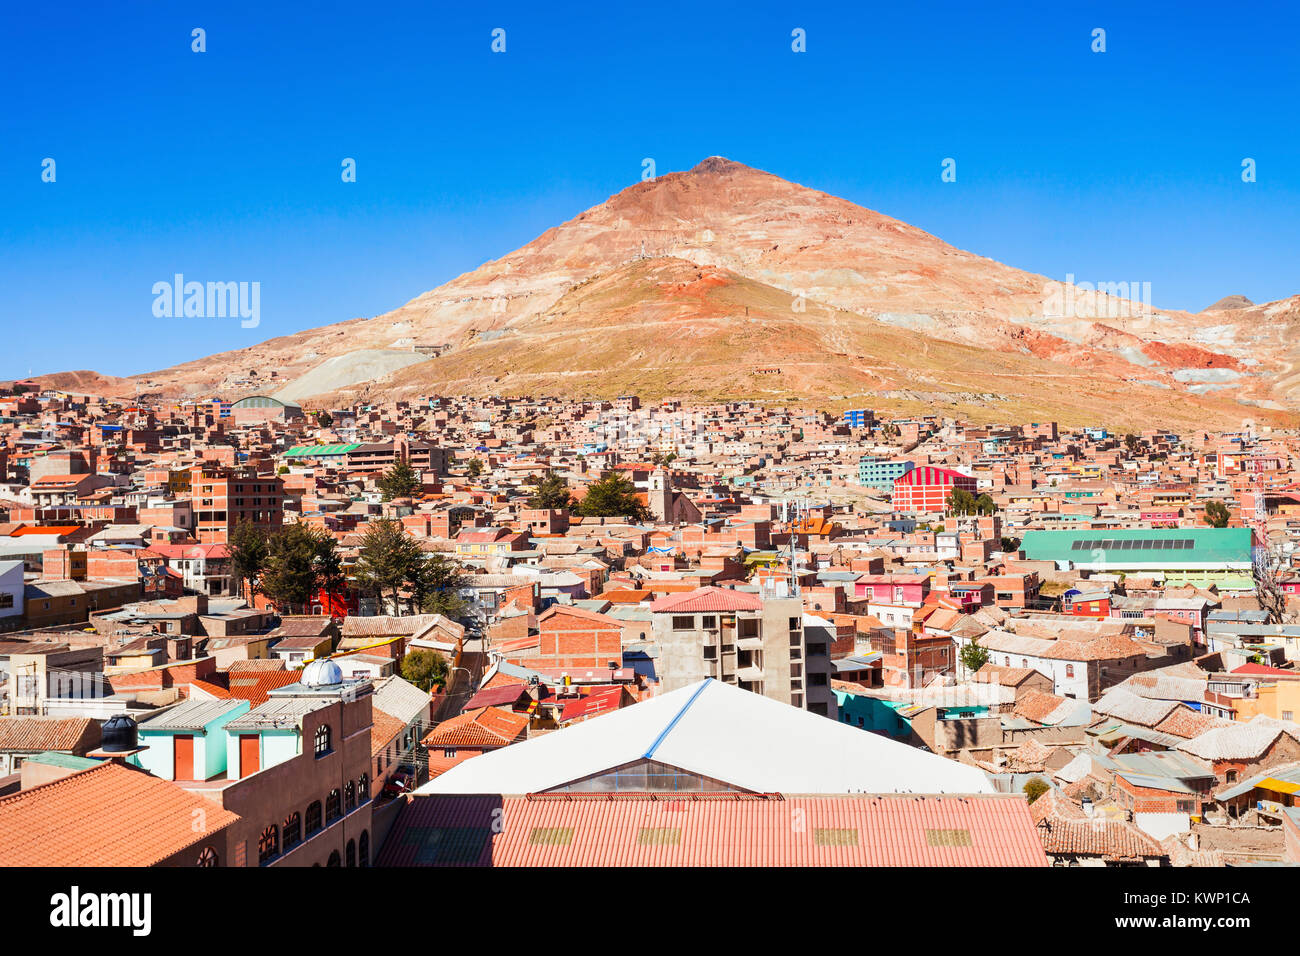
418 678 994 795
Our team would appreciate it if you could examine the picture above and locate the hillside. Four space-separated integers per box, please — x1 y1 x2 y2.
40 157 1300 427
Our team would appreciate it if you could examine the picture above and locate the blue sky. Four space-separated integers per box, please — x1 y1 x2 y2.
2 1 1297 379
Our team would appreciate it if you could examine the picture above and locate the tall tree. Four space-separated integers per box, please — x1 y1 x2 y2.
260 522 341 615
959 635 990 675
466 458 484 478
946 488 976 515
378 459 420 501
353 518 425 615
412 552 468 619
527 470 576 511
228 519 270 602
574 470 650 521
1204 499 1231 528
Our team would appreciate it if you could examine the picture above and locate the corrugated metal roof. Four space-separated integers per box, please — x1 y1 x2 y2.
376 793 1048 867
139 698 247 732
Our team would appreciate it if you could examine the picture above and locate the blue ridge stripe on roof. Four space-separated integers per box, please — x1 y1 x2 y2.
643 678 713 759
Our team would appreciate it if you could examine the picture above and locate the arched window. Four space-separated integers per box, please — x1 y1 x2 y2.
326 788 342 824
258 824 279 865
197 846 218 867
283 812 302 850
346 839 356 868
359 773 370 803
327 850 341 867
305 801 322 836
359 830 370 868
1226 769 1239 783
314 724 332 757
345 780 356 812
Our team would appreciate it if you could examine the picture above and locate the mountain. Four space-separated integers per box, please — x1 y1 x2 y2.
44 157 1300 427
1202 294 1255 312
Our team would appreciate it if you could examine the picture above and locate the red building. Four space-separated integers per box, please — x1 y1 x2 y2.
891 466 977 514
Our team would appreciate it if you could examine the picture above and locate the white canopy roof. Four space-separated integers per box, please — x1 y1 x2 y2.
419 678 994 795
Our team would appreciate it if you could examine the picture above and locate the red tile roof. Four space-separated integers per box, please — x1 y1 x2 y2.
650 586 764 613
0 762 240 866
225 670 301 706
423 707 530 749
377 793 1048 867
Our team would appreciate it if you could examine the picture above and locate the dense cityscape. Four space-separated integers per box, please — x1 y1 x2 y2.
0 385 1296 869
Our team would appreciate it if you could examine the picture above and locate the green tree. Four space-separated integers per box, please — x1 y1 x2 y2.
1124 433 1140 454
946 488 976 515
412 553 468 619
1023 778 1050 804
1204 499 1231 528
959 635 990 674
315 410 333 427
353 518 426 615
277 464 290 475
974 493 997 515
260 522 342 614
228 519 270 602
574 470 650 521
378 459 420 501
466 458 484 478
527 470 576 511
400 649 449 692
1000 536 1022 553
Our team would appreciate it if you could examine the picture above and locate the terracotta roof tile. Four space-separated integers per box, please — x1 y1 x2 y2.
0 762 240 866
0 716 98 754
423 707 530 749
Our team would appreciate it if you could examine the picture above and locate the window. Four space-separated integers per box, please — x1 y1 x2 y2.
359 830 370 868
1065 664 1075 678
345 781 356 812
703 645 717 660
672 615 694 631
197 845 218 867
1284 711 1294 722
359 773 370 802
305 801 322 835
346 839 356 868
1225 770 1238 784
283 812 301 850
701 615 717 629
258 824 279 865
326 789 341 824
327 850 341 867
314 724 332 757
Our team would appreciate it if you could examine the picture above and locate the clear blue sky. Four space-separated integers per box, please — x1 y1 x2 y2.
2 0 1297 379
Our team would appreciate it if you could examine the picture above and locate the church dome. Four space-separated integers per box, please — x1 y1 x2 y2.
301 658 343 687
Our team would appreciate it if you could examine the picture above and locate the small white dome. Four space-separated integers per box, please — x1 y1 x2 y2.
301 658 343 687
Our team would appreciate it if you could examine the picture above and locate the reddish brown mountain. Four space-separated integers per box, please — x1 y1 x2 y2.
44 158 1300 427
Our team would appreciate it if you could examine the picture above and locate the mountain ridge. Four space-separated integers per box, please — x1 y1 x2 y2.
37 157 1300 427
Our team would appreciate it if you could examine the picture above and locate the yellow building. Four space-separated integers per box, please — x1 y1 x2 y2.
1235 676 1300 724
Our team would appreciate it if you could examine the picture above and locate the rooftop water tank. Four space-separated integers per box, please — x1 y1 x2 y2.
100 714 139 753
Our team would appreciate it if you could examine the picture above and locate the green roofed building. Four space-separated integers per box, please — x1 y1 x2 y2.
283 443 361 460
1019 528 1253 590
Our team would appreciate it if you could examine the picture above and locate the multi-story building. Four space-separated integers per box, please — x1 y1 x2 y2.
189 465 284 544
891 466 977 514
650 587 834 717
858 457 914 491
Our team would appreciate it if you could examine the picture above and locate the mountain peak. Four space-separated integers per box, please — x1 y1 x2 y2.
1202 294 1254 312
688 156 750 176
